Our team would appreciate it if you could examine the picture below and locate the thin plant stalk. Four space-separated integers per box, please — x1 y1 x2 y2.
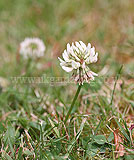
110 65 123 105
64 84 82 123
26 58 33 76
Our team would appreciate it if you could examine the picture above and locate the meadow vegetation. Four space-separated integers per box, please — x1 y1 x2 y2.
0 0 134 159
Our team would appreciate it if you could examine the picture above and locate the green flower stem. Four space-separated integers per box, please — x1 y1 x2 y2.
64 84 82 124
26 58 33 76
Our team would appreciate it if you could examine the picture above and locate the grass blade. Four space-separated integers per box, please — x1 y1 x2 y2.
115 119 130 142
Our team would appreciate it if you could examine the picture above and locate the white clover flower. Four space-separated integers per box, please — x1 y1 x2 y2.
58 41 98 84
20 38 45 59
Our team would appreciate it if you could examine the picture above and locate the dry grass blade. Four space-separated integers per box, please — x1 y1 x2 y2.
114 129 125 158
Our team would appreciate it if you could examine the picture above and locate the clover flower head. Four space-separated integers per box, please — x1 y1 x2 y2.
20 38 45 59
58 41 98 84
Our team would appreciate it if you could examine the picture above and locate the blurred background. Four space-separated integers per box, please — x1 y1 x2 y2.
0 0 134 78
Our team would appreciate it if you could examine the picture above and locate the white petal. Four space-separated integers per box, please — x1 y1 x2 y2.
75 41 83 52
90 47 95 56
87 43 91 49
60 63 65 67
90 71 98 76
79 41 86 50
59 60 66 67
84 43 91 58
72 42 79 53
85 57 90 64
93 52 98 62
84 52 90 59
62 50 70 62
67 43 71 52
85 51 98 64
58 57 65 63
89 52 98 63
75 41 80 47
87 72 95 80
82 62 86 69
70 47 80 61
72 60 80 69
62 66 73 72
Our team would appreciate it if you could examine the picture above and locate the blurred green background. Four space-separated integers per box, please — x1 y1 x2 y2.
0 0 134 77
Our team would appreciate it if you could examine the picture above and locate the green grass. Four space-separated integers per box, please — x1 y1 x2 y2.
0 0 134 159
